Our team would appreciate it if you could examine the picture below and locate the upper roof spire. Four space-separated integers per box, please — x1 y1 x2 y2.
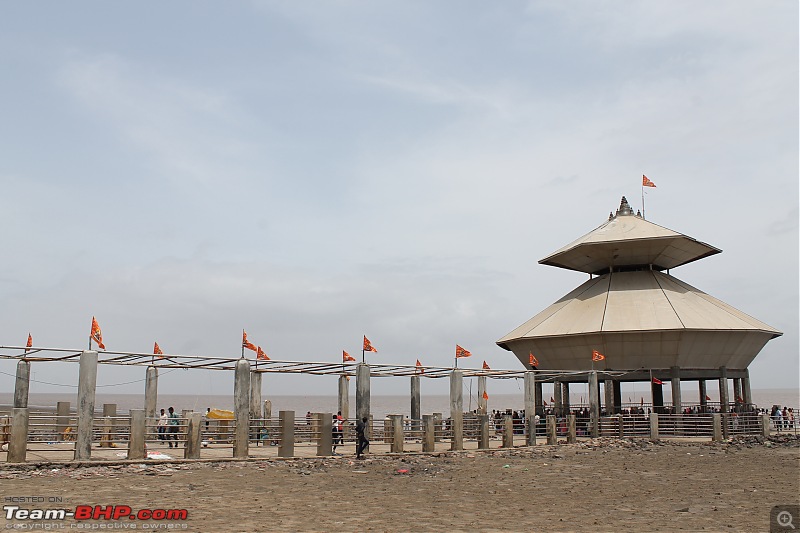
615 196 634 217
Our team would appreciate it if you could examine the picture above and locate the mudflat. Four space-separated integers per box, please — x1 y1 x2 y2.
1 436 798 532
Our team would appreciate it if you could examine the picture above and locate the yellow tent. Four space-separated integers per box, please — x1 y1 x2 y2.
206 408 234 420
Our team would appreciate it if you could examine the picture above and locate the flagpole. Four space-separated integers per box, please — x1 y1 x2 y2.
641 183 645 219
241 330 245 359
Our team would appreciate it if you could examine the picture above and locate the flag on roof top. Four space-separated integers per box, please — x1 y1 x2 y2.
652 377 663 385
482 361 490 370
343 350 356 362
642 175 656 188
90 317 106 350
153 342 163 358
257 346 270 361
25 333 32 353
363 336 377 353
591 349 605 362
415 359 424 374
242 330 257 352
529 353 539 367
455 345 472 358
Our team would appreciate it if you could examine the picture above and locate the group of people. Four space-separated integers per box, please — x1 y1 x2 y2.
330 412 370 458
769 405 795 430
156 406 180 448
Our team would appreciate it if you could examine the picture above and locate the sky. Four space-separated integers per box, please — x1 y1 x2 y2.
0 1 797 398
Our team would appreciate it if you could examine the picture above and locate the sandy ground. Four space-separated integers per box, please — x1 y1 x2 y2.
1 436 798 532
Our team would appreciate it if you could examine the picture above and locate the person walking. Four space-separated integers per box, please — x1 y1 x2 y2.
332 412 344 454
355 416 369 459
167 407 180 448
157 409 168 442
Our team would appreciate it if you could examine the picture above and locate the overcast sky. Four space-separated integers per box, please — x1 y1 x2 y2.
1 1 797 398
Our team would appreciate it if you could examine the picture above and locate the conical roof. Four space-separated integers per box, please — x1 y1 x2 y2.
539 197 721 275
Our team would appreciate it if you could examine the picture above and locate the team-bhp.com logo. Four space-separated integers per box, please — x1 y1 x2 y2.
4 504 189 521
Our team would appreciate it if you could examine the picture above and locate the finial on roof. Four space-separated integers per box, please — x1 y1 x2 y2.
616 196 633 216
636 209 642 217
609 212 614 220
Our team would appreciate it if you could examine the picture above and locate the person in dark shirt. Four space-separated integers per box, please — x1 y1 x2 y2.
355 416 369 459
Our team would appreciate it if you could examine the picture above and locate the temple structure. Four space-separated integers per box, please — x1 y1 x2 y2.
497 196 782 413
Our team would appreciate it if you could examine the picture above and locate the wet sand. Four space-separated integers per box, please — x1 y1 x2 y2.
1 436 798 532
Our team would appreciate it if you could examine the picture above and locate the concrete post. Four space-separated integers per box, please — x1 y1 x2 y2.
264 400 272 421
553 381 563 417
74 351 98 461
524 372 536 446
567 414 576 443
278 411 295 458
718 366 729 413
742 370 753 409
233 358 251 459
7 408 29 463
102 404 117 447
733 378 742 406
450 370 464 451
339 375 350 420
613 380 622 413
144 366 158 420
422 415 435 452
432 413 442 442
617 415 625 438
670 366 682 414
699 380 708 412
250 372 263 420
603 379 614 415
316 413 333 457
502 415 514 448
562 382 571 414
356 363 371 423
184 413 202 459
712 413 722 442
535 381 544 416
410 375 421 428
477 376 487 415
546 415 557 445
128 410 146 461
390 414 403 453
761 414 770 437
478 414 489 450
721 413 730 439
13 360 30 409
588 371 599 438
56 402 70 441
100 416 112 448
650 412 659 440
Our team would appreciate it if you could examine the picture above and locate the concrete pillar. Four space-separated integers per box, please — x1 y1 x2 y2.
101 404 117 447
603 379 614 415
562 382 571 414
144 366 158 420
315 413 333 457
553 381 563 417
128 410 146 461
339 375 350 420
567 414 576 443
712 413 722 442
184 413 202 459
250 372 263 420
535 381 544 416
546 415 557 445
718 366 729 413
478 414 489 450
588 371 599 438
389 414 403 453
612 380 622 414
742 370 753 408
74 351 98 461
13 360 30 409
102 404 117 418
650 412 659 440
524 372 536 446
7 408 29 463
699 380 708 412
617 415 625 438
432 413 442 442
422 415 435 452
502 415 513 448
477 376 487 415
761 413 770 437
651 379 664 413
264 400 272 420
449 370 464 451
356 363 370 422
721 413 730 439
233 358 251 458
56 402 70 441
278 411 295 458
733 378 742 406
100 416 112 448
671 366 682 414
410 375 421 426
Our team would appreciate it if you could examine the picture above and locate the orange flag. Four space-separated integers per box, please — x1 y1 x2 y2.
482 390 489 401
415 359 424 374
642 175 656 188
257 346 270 361
363 336 377 353
529 353 539 367
90 317 106 350
705 395 711 401
591 349 605 362
455 345 472 358
25 333 32 353
343 350 356 362
242 330 257 352
482 360 490 370
153 342 164 358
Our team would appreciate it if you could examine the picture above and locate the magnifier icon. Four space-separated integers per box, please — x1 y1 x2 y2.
778 510 796 529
